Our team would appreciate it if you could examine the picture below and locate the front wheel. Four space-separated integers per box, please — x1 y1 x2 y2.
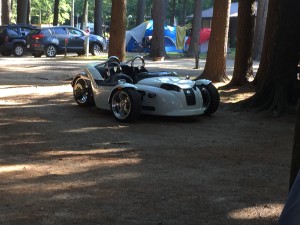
73 78 95 106
1 50 12 56
45 45 57 57
110 89 141 123
198 83 220 115
91 43 102 56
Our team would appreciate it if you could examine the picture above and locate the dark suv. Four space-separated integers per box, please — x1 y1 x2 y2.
27 26 107 57
0 24 35 57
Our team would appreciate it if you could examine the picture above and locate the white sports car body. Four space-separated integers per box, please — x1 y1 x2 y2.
72 56 220 122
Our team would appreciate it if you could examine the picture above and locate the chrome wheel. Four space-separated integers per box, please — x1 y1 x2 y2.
111 89 141 122
46 45 57 57
13 45 25 56
73 78 94 106
111 90 131 120
91 43 102 56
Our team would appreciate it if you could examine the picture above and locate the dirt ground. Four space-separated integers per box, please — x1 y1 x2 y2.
0 54 296 225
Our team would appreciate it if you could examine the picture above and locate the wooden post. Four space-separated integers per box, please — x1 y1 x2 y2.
289 100 300 190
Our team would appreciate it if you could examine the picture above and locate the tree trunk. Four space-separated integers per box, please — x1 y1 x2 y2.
179 0 187 26
245 0 300 114
150 0 167 60
136 0 146 26
186 0 202 58
27 0 31 24
17 0 28 24
2 0 12 24
94 0 103 36
289 100 300 190
53 0 60 26
108 0 126 61
252 0 269 61
228 0 256 86
197 0 231 82
170 0 176 25
81 0 88 30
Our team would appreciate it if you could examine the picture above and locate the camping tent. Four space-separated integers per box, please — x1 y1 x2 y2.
125 20 183 53
185 28 211 53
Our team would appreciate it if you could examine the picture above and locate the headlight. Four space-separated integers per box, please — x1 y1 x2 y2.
161 83 181 92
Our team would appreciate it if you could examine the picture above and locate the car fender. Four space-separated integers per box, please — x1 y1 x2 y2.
71 72 90 87
108 83 137 103
194 79 212 86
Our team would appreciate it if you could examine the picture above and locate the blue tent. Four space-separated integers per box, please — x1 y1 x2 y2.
125 20 183 53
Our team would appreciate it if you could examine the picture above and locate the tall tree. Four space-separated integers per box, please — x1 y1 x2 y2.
228 0 256 86
109 0 126 61
81 0 88 30
252 0 269 61
53 0 60 26
179 0 187 25
1 0 11 24
245 0 300 115
187 0 202 58
170 0 176 25
26 0 31 24
150 0 167 60
17 0 28 23
94 0 103 35
136 0 146 26
196 0 231 82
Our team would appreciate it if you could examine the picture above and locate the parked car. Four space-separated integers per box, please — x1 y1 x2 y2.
26 26 107 57
0 24 35 57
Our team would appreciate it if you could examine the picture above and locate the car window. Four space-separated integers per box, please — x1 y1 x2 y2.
20 27 31 36
68 28 84 37
53 27 67 35
7 28 20 37
29 29 41 35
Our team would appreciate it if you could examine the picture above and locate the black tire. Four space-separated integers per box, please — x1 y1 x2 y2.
91 43 102 56
1 50 12 56
45 45 57 57
73 78 95 107
198 83 220 115
13 44 25 57
110 88 141 123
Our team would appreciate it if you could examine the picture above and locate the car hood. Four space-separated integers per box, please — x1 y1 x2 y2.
137 76 195 89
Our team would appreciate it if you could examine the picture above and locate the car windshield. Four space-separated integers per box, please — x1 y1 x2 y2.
28 29 41 35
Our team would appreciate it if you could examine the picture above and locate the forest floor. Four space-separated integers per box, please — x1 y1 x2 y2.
0 53 296 225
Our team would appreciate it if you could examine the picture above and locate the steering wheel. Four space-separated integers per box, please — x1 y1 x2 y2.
130 55 145 68
106 56 122 75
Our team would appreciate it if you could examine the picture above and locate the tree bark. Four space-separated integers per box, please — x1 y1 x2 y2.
81 0 88 30
27 0 31 24
53 0 60 26
108 0 126 61
150 0 167 60
197 0 231 82
245 0 300 114
94 0 103 36
228 0 256 86
17 0 28 24
2 0 12 25
252 0 269 61
179 0 187 26
187 0 202 58
136 0 146 26
289 100 300 190
170 0 176 26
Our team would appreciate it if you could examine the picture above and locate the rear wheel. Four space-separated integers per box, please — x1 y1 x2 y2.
198 83 220 115
73 78 95 106
91 43 102 56
110 89 141 122
13 44 25 57
45 45 57 57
